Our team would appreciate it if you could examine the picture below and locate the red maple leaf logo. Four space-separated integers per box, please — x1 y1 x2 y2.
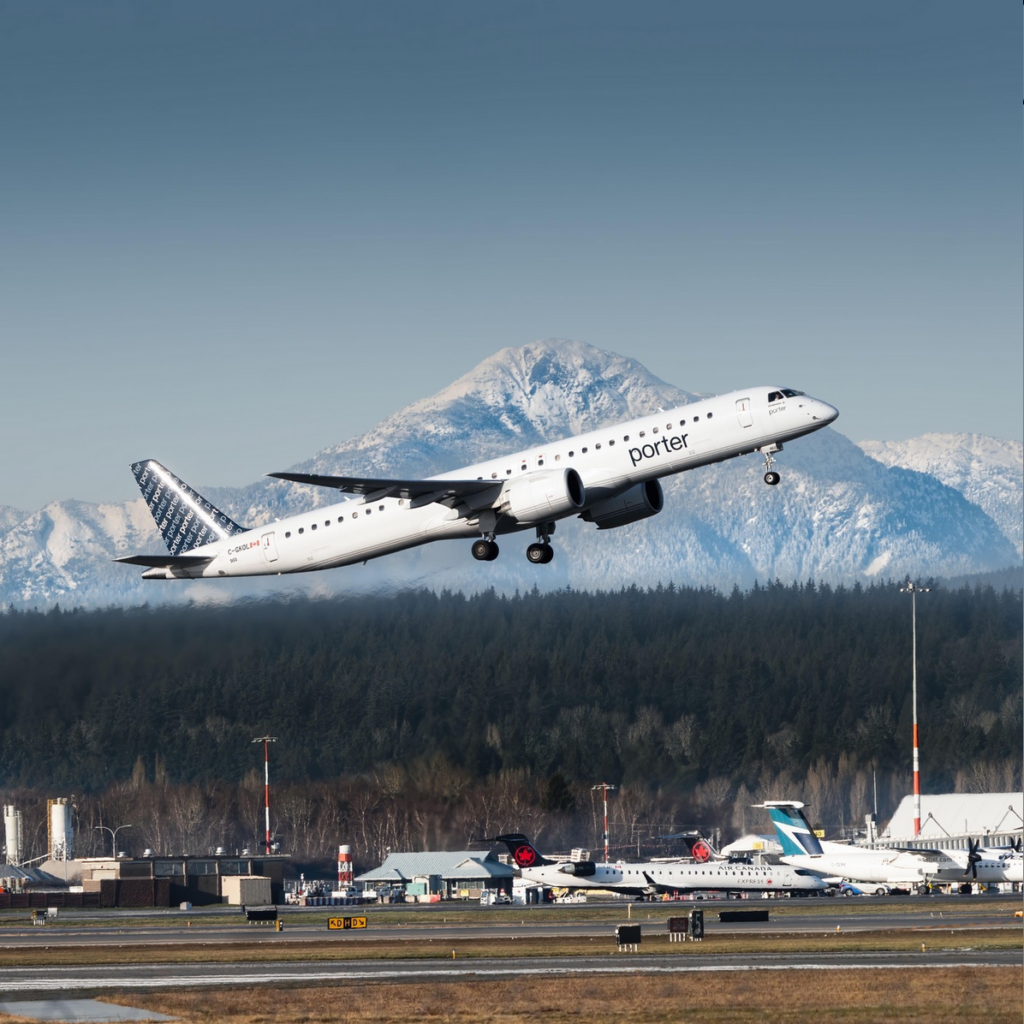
691 841 712 863
514 846 537 867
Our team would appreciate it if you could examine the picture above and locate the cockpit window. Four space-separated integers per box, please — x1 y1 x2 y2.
769 388 805 402
781 388 804 398
768 391 784 403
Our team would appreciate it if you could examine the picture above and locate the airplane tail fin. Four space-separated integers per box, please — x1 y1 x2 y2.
756 802 825 858
130 460 248 555
488 833 552 868
678 833 719 863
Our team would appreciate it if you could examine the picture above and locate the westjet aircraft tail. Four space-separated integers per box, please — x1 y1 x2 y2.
130 459 248 555
758 802 825 858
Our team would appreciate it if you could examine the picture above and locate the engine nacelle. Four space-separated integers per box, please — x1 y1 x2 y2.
503 468 585 524
580 479 664 530
558 861 597 877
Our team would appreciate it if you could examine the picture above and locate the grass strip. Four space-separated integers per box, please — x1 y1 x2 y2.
100 966 1024 1024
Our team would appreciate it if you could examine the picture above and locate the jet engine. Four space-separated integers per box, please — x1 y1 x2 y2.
580 479 664 530
502 468 585 524
558 861 597 877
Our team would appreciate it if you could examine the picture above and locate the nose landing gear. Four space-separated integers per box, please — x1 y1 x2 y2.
759 443 783 485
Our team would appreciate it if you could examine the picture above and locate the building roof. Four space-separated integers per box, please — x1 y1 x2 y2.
0 864 66 887
354 850 514 884
881 792 1023 841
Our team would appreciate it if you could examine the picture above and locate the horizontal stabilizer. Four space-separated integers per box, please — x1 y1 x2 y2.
114 554 214 569
267 471 499 504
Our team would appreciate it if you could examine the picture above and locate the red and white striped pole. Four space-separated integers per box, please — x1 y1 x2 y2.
591 783 616 863
900 582 928 837
252 735 277 852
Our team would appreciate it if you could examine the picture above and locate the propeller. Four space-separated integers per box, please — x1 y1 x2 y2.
965 838 981 879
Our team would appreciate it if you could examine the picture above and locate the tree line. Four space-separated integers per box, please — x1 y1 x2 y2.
1 581 1019 871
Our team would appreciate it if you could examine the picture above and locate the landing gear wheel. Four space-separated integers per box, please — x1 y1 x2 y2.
527 543 554 564
471 539 499 561
764 471 780 486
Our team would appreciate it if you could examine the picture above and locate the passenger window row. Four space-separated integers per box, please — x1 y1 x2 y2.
284 504 387 539
485 409 712 477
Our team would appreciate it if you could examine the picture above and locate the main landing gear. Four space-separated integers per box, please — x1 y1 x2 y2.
759 443 782 486
526 523 554 564
472 524 555 563
471 538 499 561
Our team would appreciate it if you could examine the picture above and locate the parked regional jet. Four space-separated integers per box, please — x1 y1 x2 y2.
118 386 838 580
487 833 828 898
759 802 1022 892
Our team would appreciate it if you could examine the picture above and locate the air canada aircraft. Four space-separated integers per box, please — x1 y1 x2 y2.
759 801 1023 892
118 386 838 580
487 833 828 898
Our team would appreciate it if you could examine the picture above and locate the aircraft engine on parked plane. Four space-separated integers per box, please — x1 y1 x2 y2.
502 468 585 523
580 479 664 530
558 861 597 877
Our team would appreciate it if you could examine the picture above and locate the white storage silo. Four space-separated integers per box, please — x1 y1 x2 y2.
48 798 74 861
3 805 22 866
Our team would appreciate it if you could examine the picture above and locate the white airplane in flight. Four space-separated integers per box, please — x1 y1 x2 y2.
759 802 1024 892
118 386 838 580
487 833 828 898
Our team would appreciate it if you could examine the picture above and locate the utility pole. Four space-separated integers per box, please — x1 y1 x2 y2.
252 735 277 852
591 783 616 863
900 581 929 837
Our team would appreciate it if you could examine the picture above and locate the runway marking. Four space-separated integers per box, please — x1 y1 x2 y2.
1 960 1012 993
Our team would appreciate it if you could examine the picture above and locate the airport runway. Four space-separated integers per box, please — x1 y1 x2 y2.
0 896 1015 948
1 896 1018 997
1 948 1020 997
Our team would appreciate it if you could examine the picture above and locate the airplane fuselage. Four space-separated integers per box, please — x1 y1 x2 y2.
781 842 1023 886
518 857 827 896
137 385 837 579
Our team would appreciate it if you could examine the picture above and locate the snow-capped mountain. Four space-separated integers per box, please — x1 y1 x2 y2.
0 341 1020 608
858 435 1023 559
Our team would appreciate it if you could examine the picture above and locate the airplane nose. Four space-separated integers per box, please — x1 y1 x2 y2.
813 400 839 424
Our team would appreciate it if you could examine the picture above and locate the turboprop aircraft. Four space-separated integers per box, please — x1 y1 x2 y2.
486 833 829 898
757 801 1022 892
117 386 838 580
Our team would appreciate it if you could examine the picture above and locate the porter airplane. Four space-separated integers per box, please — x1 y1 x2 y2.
118 386 838 580
488 833 828 898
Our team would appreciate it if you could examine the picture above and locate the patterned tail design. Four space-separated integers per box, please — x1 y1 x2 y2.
762 802 825 858
131 460 248 555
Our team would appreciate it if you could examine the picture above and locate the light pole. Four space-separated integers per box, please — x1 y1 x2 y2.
591 783 616 863
253 735 277 853
94 823 132 859
900 580 929 837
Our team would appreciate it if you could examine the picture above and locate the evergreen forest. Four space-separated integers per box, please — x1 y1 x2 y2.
1 581 1020 872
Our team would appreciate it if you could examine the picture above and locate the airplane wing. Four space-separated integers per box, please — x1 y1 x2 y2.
114 554 214 569
267 472 501 507
641 871 674 895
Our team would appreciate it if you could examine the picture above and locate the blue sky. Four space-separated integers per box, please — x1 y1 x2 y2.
2 1 1020 510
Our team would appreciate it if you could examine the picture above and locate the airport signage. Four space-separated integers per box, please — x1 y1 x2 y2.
328 916 367 930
